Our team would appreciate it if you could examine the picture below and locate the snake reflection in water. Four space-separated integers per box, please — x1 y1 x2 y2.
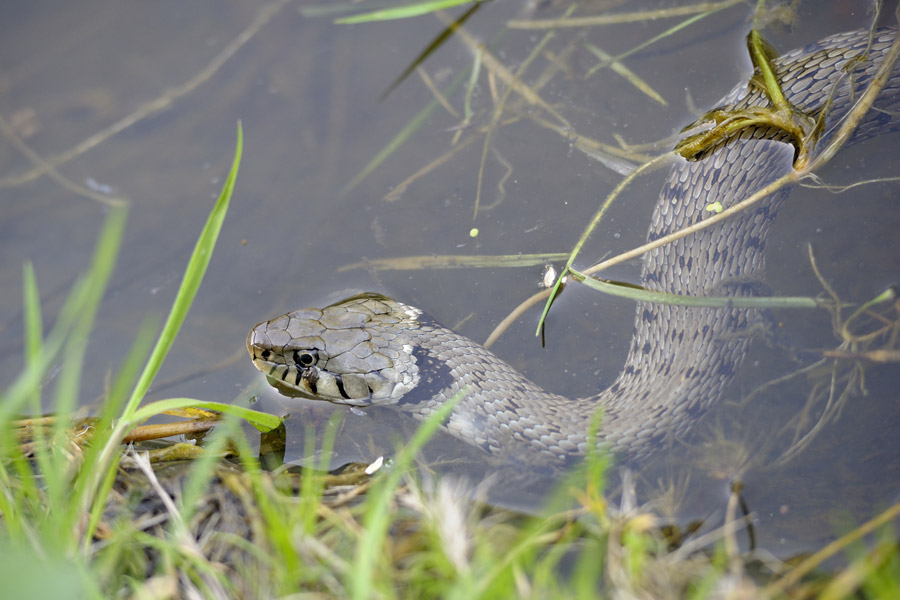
247 28 900 469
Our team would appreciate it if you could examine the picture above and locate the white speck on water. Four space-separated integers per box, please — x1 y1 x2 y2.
84 177 115 194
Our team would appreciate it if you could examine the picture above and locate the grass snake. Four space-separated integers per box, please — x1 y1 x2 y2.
247 27 900 468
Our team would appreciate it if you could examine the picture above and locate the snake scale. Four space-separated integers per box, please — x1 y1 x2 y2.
248 28 900 468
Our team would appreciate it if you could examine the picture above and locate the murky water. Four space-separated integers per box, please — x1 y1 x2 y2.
1 0 898 556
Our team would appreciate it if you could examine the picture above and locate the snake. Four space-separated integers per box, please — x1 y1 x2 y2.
247 27 900 468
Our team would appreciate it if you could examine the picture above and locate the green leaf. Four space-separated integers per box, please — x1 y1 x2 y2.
122 122 242 419
131 398 283 433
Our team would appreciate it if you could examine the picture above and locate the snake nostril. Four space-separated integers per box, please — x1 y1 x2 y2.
261 349 271 359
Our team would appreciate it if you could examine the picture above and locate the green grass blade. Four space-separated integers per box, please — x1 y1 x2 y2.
19 262 51 530
77 317 158 548
338 252 570 272
130 398 282 432
21 262 43 412
341 64 471 196
584 43 667 106
350 390 462 599
83 124 243 525
378 2 482 101
570 267 825 310
122 123 242 419
50 205 129 428
177 415 244 525
535 153 672 336
341 92 444 196
0 209 128 421
49 207 128 550
336 0 481 24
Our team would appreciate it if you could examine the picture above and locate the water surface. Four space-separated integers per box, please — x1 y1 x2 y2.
1 0 898 556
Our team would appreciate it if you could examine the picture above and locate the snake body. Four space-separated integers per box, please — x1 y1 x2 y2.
248 28 900 467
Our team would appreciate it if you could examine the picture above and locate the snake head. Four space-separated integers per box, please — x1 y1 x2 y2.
246 293 422 406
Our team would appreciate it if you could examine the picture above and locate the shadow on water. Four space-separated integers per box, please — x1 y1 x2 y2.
1 0 899 557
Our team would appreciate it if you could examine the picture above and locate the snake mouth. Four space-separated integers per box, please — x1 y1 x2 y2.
257 367 376 407
249 363 377 407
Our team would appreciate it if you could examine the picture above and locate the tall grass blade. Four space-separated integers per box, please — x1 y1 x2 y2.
122 123 242 419
350 391 462 599
0 207 128 421
336 0 482 24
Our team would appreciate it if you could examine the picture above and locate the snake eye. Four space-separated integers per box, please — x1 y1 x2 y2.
293 349 317 367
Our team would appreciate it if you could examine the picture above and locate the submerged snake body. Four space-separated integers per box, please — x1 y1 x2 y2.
248 29 900 466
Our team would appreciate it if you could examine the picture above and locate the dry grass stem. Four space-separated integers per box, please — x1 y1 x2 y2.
508 1 745 29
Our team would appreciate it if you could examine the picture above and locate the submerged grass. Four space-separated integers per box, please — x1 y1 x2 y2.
335 0 486 25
